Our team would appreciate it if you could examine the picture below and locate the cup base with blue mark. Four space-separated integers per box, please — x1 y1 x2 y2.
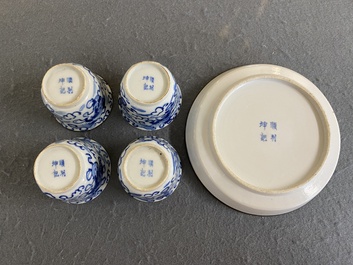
41 63 113 131
34 137 111 204
118 136 182 202
118 61 182 131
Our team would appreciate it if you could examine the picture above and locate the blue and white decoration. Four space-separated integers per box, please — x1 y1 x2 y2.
44 138 111 204
118 79 182 131
118 136 182 202
42 64 113 131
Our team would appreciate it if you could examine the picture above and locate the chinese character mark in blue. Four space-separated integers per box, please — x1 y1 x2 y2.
259 121 278 143
52 160 59 168
58 77 74 94
259 121 268 130
142 76 155 91
53 170 59 177
140 158 154 177
270 122 277 130
271 134 277 142
260 132 267 142
52 159 66 177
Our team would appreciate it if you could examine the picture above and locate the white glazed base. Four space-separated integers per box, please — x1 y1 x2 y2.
186 64 340 215
42 63 88 107
34 144 83 194
34 138 111 204
124 61 170 104
118 136 182 202
42 64 113 132
119 61 182 131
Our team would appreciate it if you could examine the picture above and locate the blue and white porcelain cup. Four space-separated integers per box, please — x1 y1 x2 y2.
41 63 113 131
118 136 182 202
33 137 111 204
118 61 182 131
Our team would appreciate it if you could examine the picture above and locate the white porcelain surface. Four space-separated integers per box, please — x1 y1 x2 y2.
118 136 182 202
34 137 111 204
186 64 340 215
126 61 170 103
41 63 113 131
118 61 182 131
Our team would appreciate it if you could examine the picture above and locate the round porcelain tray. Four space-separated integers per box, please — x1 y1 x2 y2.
186 64 340 215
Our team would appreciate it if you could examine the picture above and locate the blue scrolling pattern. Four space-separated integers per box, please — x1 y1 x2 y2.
118 136 182 202
44 138 111 204
118 81 182 131
44 66 113 131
